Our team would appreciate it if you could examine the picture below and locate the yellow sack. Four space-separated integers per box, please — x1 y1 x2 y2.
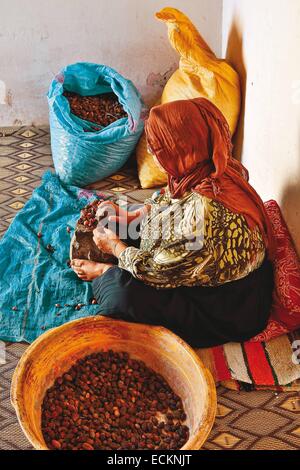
136 7 241 189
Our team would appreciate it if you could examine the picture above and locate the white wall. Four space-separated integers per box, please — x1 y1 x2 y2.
0 0 222 126
222 0 300 253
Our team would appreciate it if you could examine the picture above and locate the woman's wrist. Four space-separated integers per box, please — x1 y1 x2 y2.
111 240 127 258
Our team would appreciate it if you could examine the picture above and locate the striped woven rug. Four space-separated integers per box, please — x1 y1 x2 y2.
197 330 300 389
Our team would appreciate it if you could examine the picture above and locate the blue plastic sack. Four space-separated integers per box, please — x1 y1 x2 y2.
0 171 114 343
48 62 144 187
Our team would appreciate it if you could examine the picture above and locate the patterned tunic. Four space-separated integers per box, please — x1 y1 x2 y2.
118 189 266 289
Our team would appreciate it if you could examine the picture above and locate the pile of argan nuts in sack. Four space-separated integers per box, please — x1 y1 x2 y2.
63 91 127 129
42 350 190 450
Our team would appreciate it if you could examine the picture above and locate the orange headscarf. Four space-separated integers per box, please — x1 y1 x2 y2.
145 98 276 260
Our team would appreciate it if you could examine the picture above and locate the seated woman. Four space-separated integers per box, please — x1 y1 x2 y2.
71 98 275 348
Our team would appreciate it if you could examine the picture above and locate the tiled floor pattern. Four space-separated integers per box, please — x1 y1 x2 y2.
0 127 299 450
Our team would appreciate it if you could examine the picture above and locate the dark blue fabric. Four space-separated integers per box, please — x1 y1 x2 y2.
0 171 111 343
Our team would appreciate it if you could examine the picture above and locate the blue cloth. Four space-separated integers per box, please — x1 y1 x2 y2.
0 171 111 343
48 62 145 186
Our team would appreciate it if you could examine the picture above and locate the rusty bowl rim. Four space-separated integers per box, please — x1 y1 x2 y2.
11 316 217 450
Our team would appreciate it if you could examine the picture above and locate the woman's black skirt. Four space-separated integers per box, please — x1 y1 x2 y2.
92 257 274 349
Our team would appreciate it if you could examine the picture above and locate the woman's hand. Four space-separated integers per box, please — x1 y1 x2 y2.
93 226 127 257
96 201 149 225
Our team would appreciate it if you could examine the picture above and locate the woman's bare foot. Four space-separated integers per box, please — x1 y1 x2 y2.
71 259 113 281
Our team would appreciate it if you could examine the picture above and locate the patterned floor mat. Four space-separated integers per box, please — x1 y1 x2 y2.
0 126 299 450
